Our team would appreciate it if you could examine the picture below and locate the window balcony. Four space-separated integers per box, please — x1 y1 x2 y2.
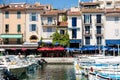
95 19 104 26
83 30 92 36
42 21 57 27
95 30 104 37
83 22 92 26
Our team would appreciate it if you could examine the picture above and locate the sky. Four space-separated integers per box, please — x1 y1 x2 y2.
0 0 91 9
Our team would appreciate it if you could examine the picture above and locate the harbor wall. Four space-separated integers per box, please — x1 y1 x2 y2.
36 57 74 64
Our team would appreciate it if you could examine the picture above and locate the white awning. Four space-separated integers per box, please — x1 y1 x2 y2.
0 48 5 51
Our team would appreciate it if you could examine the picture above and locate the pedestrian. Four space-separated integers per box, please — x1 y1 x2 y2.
18 52 21 58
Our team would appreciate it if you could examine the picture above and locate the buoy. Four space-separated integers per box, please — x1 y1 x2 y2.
90 67 93 72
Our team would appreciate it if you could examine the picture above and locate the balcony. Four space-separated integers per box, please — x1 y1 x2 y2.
42 21 57 27
95 30 104 37
95 19 104 26
83 30 92 36
83 22 92 26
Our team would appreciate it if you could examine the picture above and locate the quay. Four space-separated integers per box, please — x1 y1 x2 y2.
36 57 74 64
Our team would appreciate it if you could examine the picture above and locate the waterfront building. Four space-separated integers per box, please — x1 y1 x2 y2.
0 5 3 44
41 10 67 42
0 3 26 44
25 3 48 43
67 8 82 48
0 1 119 54
93 0 120 9
80 2 105 47
105 9 120 47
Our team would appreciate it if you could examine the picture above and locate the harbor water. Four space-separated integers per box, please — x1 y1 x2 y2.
17 64 87 80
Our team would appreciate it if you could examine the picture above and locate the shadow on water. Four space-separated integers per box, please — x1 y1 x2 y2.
19 64 76 80
2 64 88 80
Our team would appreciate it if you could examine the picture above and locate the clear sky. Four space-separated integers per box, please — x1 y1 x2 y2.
0 0 91 9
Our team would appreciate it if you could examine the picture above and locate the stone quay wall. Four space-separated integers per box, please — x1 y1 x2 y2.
36 57 74 64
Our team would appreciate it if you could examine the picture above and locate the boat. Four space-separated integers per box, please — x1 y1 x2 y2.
74 56 120 80
0 55 37 77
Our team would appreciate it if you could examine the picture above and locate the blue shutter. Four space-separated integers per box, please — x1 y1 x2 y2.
72 17 77 27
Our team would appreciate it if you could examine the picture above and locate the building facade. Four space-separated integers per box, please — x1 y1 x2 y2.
1 3 26 44
0 1 119 51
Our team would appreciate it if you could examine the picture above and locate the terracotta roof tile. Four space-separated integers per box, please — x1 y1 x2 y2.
106 9 120 13
67 11 81 16
81 8 104 13
106 13 120 16
58 22 68 27
41 10 66 16
80 2 99 6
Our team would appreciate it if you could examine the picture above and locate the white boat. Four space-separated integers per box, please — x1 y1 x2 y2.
74 56 120 80
0 55 37 77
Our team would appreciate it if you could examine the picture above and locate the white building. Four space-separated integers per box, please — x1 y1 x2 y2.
93 0 120 9
105 9 120 46
67 10 82 48
81 8 105 46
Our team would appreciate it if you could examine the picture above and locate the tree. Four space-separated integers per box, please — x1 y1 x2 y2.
62 15 67 22
52 29 70 47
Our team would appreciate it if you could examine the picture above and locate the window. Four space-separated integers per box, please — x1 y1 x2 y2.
5 24 9 32
96 26 101 34
48 17 52 25
85 26 90 33
30 13 38 21
17 39 21 44
96 14 101 23
60 30 65 35
47 27 52 32
85 37 90 45
5 11 9 18
72 17 77 27
106 2 112 6
17 11 21 19
29 24 36 31
84 15 91 24
5 38 9 44
17 24 21 32
97 37 102 45
72 29 77 38
115 17 119 23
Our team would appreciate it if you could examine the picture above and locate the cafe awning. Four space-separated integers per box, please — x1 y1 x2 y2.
0 34 22 38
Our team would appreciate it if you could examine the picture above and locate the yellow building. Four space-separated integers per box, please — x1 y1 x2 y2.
1 3 26 44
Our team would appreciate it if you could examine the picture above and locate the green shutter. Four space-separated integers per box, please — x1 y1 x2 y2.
17 24 21 32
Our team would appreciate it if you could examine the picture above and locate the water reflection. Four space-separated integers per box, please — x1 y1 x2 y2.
22 64 76 80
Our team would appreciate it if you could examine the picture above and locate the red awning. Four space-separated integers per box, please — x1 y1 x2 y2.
52 46 65 51
11 48 16 50
37 47 53 51
21 48 27 51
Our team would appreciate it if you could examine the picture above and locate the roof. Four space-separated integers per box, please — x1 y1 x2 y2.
80 2 99 6
67 11 81 16
58 22 68 27
106 9 120 13
106 13 120 16
81 8 104 13
41 10 66 16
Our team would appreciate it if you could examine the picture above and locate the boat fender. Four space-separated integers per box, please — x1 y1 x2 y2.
90 67 93 72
